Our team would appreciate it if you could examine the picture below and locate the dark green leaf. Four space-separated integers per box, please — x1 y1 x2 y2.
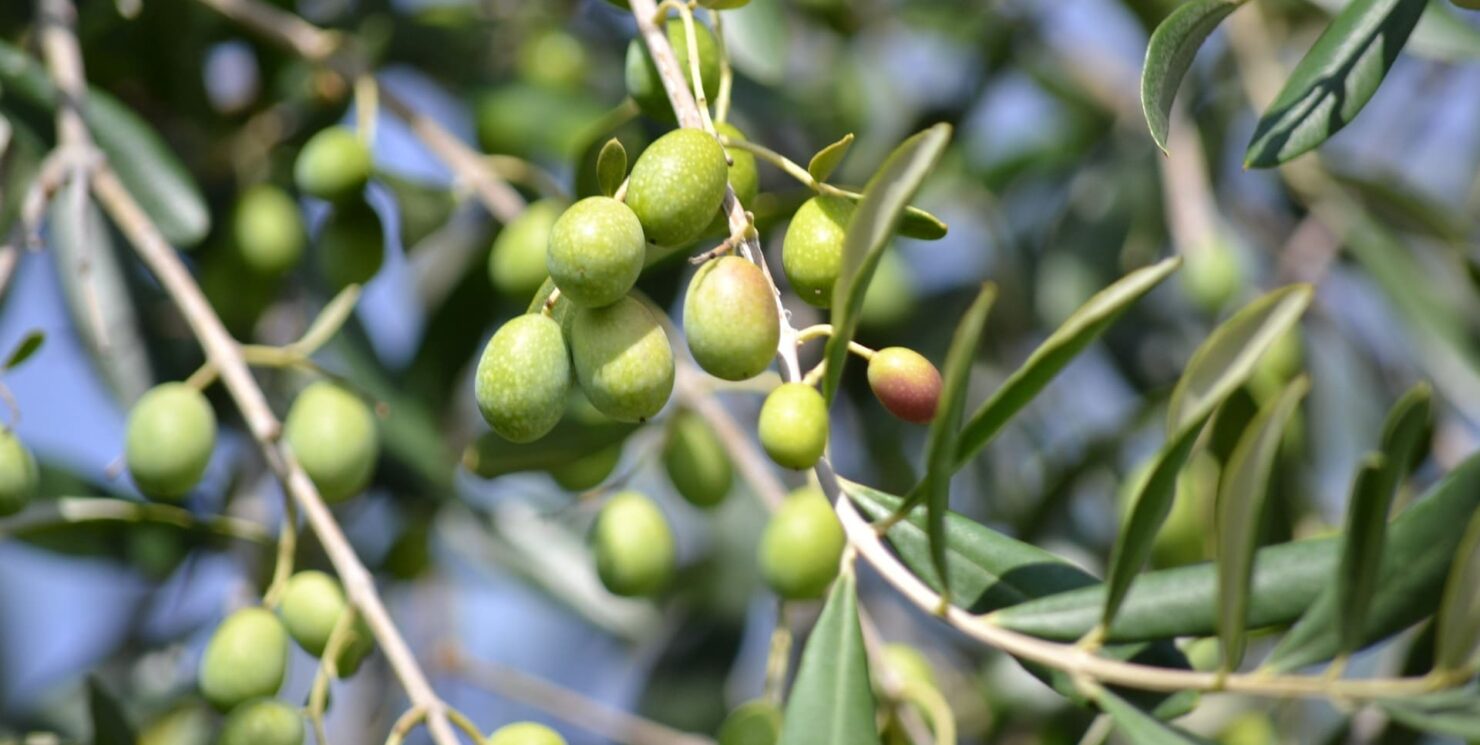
463 418 638 479
596 137 627 198
1303 0 1480 62
1094 685 1214 744
1378 686 1480 739
777 572 881 745
4 329 44 371
88 677 135 745
1141 0 1247 151
1435 501 1480 672
807 133 854 183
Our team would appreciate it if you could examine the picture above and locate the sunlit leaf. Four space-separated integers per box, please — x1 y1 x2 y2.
1141 0 1247 151
777 572 881 745
807 133 854 183
596 137 627 198
1379 686 1480 739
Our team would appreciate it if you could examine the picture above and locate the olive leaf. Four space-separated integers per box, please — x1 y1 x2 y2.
1301 0 1480 63
3 329 44 371
88 677 136 745
596 137 627 198
1378 685 1480 739
1435 495 1480 672
777 571 881 745
1141 0 1248 152
1093 685 1214 744
833 192 949 241
807 132 854 183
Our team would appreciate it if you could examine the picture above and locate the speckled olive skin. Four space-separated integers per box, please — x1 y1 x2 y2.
867 347 942 424
218 699 304 745
487 721 569 745
757 383 828 469
317 200 385 290
0 430 38 517
717 700 782 745
684 256 779 381
571 296 675 422
715 122 759 206
782 196 855 308
199 607 289 711
283 382 379 503
294 127 371 203
625 129 730 247
490 200 564 299
234 184 305 275
758 487 845 599
476 314 571 443
624 20 722 122
126 383 217 501
662 410 733 507
278 570 374 676
546 197 646 308
592 491 675 597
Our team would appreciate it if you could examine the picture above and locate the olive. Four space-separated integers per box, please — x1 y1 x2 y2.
570 295 675 422
283 382 379 503
592 491 676 597
781 196 854 308
757 383 828 469
125 383 217 501
758 487 845 599
683 256 779 381
475 314 571 443
625 128 730 247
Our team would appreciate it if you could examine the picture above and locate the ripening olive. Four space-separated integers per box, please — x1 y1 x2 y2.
199 607 289 711
624 20 722 122
546 196 646 308
867 347 942 424
758 383 828 469
233 184 305 275
487 722 568 745
517 29 587 90
317 200 385 290
552 444 623 491
278 570 375 676
218 699 304 745
662 410 733 508
625 129 730 247
717 700 781 745
782 196 854 308
490 200 564 299
1182 240 1242 312
571 296 675 422
476 314 571 443
758 487 845 599
283 381 379 503
0 429 38 517
592 491 676 597
294 127 371 203
684 256 779 381
126 383 217 501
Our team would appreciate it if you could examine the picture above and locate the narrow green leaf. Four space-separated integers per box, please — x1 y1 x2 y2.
1377 382 1433 481
1244 0 1427 167
807 133 854 183
777 572 881 745
1435 501 1480 672
1093 685 1214 744
954 257 1180 469
1303 0 1480 62
596 137 627 198
835 192 949 241
88 677 135 745
823 124 951 403
3 330 45 371
296 285 363 355
1378 686 1480 739
1141 0 1247 151
1216 375 1308 670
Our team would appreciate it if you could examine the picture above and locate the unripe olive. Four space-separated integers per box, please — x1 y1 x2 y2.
592 491 676 597
317 200 385 290
701 122 761 238
1181 240 1242 312
624 20 722 122
881 644 938 691
0 429 38 517
546 196 646 308
126 383 217 501
476 314 571 443
283 382 379 503
758 487 845 599
199 607 289 711
489 200 563 299
138 703 213 745
487 722 568 745
867 347 942 424
571 296 675 423
661 410 733 508
552 444 623 491
294 127 371 203
684 256 779 381
782 196 854 308
757 383 828 469
1217 711 1277 745
517 30 587 90
625 129 730 247
278 570 375 676
475 84 605 159
233 184 305 275
218 699 304 745
717 700 781 745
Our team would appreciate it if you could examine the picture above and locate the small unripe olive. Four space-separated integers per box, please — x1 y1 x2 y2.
233 184 305 275
661 410 733 508
701 122 760 238
199 607 289 711
476 314 571 443
552 443 623 491
126 522 188 580
294 127 371 203
137 703 213 745
317 200 385 290
126 383 217 501
490 200 564 299
283 382 379 503
782 196 855 308
717 700 781 745
592 491 676 597
278 570 374 676
487 721 568 745
1181 240 1242 312
475 84 605 159
881 644 938 691
624 20 722 122
758 487 845 599
547 196 646 308
1455 0 1480 9
218 698 304 745
625 129 730 247
684 256 779 381
1217 711 1277 745
0 429 38 517
757 383 828 469
571 296 675 422
517 30 587 90
867 347 942 424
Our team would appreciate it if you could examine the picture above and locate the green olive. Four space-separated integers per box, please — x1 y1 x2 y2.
199 607 289 711
283 381 379 503
701 122 760 238
757 383 828 469
1181 240 1242 312
278 570 375 676
476 314 571 443
661 410 733 508
546 196 646 308
684 256 779 381
490 200 564 299
552 443 623 491
475 83 606 159
782 196 854 308
1217 711 1277 745
294 127 371 203
0 429 38 517
625 128 730 247
137 703 213 745
487 721 568 745
592 491 676 597
867 347 942 424
218 699 304 745
881 644 938 691
717 700 781 745
624 20 722 122
517 30 587 90
233 184 305 275
758 486 845 599
571 295 675 422
126 383 217 501
317 200 385 290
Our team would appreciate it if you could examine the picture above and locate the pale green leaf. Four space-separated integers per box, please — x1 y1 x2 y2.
1141 0 1247 151
777 572 881 745
596 137 627 198
807 133 854 183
